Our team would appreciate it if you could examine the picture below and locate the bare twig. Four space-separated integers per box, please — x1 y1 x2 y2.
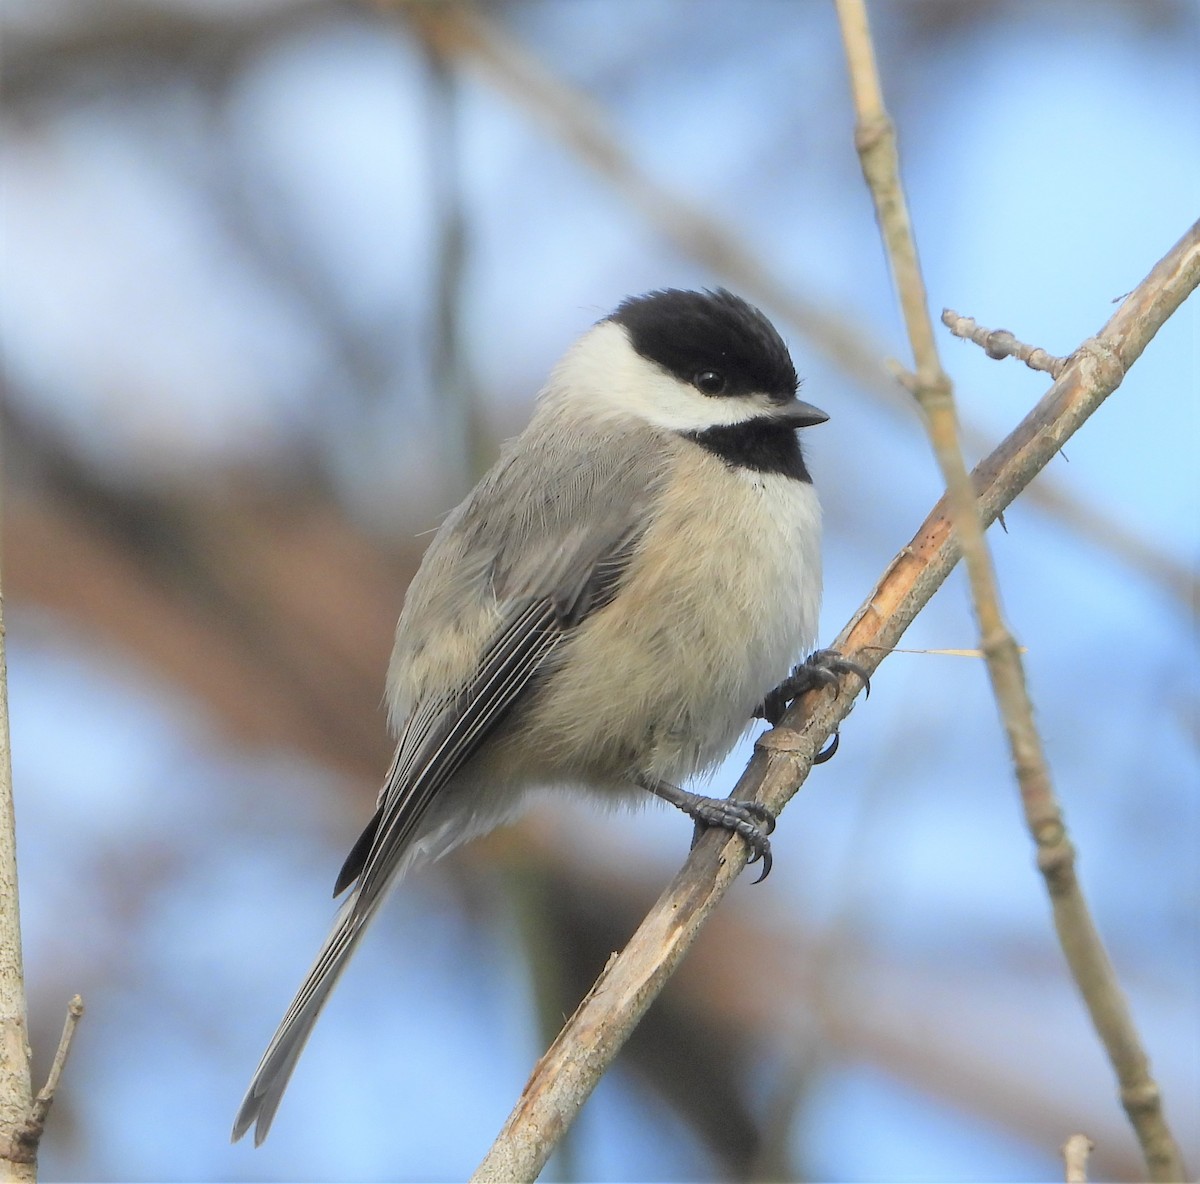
834 3 1187 1180
398 1 1196 613
0 568 35 1184
1 474 83 1183
29 999 83 1137
1063 1132 1095 1183
471 217 1200 1182
7 996 84 1166
943 309 1067 376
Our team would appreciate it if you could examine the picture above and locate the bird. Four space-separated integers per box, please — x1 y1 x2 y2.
232 287 862 1145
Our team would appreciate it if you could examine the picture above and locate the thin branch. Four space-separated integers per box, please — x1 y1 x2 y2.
398 1 1196 614
0 568 35 1184
7 996 84 1166
942 309 1068 377
834 3 1187 1180
471 217 1200 1182
1063 1133 1095 1184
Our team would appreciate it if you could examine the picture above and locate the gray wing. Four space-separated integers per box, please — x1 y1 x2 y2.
341 523 642 910
233 417 664 1145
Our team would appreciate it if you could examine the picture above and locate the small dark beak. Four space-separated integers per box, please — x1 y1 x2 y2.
774 398 829 427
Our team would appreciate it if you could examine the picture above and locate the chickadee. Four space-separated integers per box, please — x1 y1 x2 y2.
233 287 859 1145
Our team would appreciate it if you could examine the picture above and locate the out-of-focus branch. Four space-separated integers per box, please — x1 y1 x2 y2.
0 562 34 1183
423 43 483 490
834 3 1188 1180
1 493 400 785
400 0 1197 616
986 448 1196 608
471 211 1200 1182
0 0 334 102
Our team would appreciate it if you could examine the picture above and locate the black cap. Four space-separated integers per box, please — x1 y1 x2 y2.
608 288 800 402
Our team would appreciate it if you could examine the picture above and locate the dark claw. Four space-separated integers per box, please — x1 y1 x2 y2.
641 777 776 882
702 801 774 881
814 731 840 764
690 800 774 868
716 798 774 880
803 649 872 700
748 844 773 884
756 649 872 726
726 797 776 835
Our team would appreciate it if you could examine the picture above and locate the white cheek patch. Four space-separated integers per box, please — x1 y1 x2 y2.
550 321 781 432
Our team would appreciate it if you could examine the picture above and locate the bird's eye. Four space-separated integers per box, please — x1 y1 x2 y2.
694 370 726 395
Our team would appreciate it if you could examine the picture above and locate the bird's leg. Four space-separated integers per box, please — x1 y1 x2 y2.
755 649 871 727
638 776 776 882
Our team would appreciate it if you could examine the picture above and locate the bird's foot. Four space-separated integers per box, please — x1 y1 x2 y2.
756 648 871 727
639 777 776 882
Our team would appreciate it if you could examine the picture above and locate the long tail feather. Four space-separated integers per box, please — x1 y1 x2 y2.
231 894 367 1146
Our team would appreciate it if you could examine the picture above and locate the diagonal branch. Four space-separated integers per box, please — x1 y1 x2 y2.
834 2 1188 1178
471 218 1200 1182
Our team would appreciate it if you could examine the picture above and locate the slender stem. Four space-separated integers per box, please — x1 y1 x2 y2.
834 2 1188 1179
0 576 35 1182
33 998 83 1130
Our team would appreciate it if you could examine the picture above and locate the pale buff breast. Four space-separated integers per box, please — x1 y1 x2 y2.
519 448 822 787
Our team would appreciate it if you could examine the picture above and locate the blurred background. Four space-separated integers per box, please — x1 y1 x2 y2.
2 1 1197 1180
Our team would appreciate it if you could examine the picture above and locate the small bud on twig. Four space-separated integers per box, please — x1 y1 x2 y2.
942 309 1068 377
